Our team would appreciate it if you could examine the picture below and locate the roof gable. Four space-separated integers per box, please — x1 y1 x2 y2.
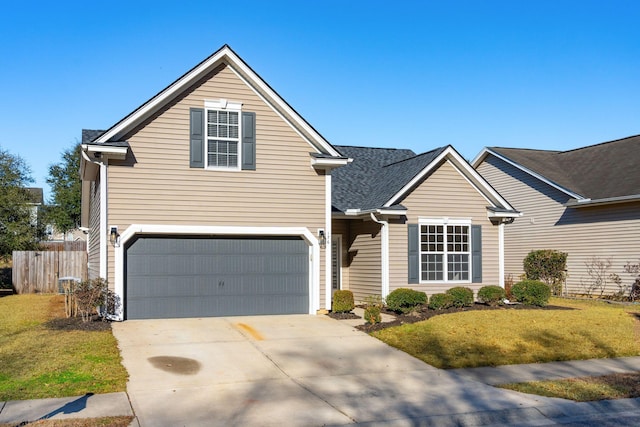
92 45 341 157
474 134 640 203
333 145 516 214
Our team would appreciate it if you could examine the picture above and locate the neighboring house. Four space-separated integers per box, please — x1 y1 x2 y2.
473 135 640 296
331 145 520 303
25 188 43 226
80 45 519 320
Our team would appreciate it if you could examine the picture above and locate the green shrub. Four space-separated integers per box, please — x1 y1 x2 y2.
477 285 506 306
385 288 427 313
511 280 551 307
364 306 381 324
445 286 474 307
523 250 567 295
428 293 453 310
332 290 355 313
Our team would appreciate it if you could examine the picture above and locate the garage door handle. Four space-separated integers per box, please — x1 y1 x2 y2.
218 281 224 287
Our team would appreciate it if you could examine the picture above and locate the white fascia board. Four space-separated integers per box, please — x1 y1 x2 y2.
384 146 517 211
113 224 320 320
487 209 522 218
475 148 586 201
96 48 230 143
96 46 340 157
85 145 128 159
311 157 352 169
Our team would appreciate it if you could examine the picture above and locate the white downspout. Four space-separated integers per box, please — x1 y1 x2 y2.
370 212 389 298
325 171 332 311
99 160 108 280
499 222 505 288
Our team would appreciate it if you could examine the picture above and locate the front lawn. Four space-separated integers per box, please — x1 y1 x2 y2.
372 298 640 369
0 294 128 400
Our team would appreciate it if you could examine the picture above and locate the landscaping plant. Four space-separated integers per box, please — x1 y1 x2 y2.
428 293 453 310
445 286 474 307
332 290 355 313
477 285 505 306
385 288 427 313
511 279 551 306
523 249 567 295
364 305 381 324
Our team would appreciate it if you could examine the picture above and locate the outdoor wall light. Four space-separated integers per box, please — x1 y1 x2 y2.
318 229 326 249
109 226 119 247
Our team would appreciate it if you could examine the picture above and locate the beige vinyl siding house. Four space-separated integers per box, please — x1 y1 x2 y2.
473 136 640 296
332 145 519 304
80 45 348 320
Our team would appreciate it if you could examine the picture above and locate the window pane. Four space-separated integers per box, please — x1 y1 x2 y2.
447 254 469 280
421 254 443 281
229 112 239 125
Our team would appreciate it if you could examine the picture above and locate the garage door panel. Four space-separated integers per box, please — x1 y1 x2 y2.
125 236 309 319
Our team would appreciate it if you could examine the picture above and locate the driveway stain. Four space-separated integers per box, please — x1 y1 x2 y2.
235 323 264 340
148 356 201 375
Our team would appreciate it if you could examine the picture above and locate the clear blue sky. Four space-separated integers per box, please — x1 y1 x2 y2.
2 1 639 199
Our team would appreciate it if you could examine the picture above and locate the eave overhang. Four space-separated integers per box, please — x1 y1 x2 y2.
310 153 352 170
333 206 408 218
565 194 640 208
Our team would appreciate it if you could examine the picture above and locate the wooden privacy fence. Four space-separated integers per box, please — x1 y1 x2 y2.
12 251 87 294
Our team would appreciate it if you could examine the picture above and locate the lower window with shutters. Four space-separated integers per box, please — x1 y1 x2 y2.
413 219 481 284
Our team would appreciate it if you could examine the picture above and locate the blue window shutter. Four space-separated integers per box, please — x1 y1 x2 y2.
189 108 204 168
241 112 256 170
408 224 419 284
472 225 482 283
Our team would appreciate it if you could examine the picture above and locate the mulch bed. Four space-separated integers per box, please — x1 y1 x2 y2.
46 314 113 332
326 303 574 333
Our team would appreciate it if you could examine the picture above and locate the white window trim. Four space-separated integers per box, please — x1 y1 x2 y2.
204 99 242 171
418 218 472 284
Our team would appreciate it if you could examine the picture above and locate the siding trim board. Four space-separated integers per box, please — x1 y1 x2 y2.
112 224 321 321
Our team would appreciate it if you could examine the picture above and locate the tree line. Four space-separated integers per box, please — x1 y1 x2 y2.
0 144 80 261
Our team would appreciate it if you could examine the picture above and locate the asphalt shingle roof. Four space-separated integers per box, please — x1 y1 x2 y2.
491 134 640 200
333 145 447 212
82 129 105 144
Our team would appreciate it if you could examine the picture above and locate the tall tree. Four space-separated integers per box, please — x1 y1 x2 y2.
0 146 40 260
46 143 82 235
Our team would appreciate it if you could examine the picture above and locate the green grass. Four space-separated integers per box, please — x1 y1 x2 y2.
498 372 640 401
0 294 128 400
372 298 640 369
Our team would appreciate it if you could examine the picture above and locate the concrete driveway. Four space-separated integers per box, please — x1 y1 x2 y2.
112 315 553 426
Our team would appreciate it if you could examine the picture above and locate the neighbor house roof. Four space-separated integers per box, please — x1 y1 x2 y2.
333 145 518 217
473 134 640 206
26 188 43 205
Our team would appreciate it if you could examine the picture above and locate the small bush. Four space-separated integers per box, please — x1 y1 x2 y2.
428 293 453 310
511 280 551 307
74 278 109 322
477 285 506 306
364 306 381 324
523 249 567 295
385 288 427 313
445 286 474 308
332 290 355 313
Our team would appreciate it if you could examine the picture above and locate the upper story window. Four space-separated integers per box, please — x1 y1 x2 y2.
420 219 470 282
190 100 256 171
207 110 239 168
204 99 242 169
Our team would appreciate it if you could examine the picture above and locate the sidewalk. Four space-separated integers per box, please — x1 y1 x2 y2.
0 392 135 425
450 355 640 385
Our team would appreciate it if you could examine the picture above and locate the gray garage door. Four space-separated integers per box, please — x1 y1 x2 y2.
125 236 309 319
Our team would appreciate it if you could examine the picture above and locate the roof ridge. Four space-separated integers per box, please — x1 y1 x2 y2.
383 146 445 168
335 144 415 152
560 133 640 154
